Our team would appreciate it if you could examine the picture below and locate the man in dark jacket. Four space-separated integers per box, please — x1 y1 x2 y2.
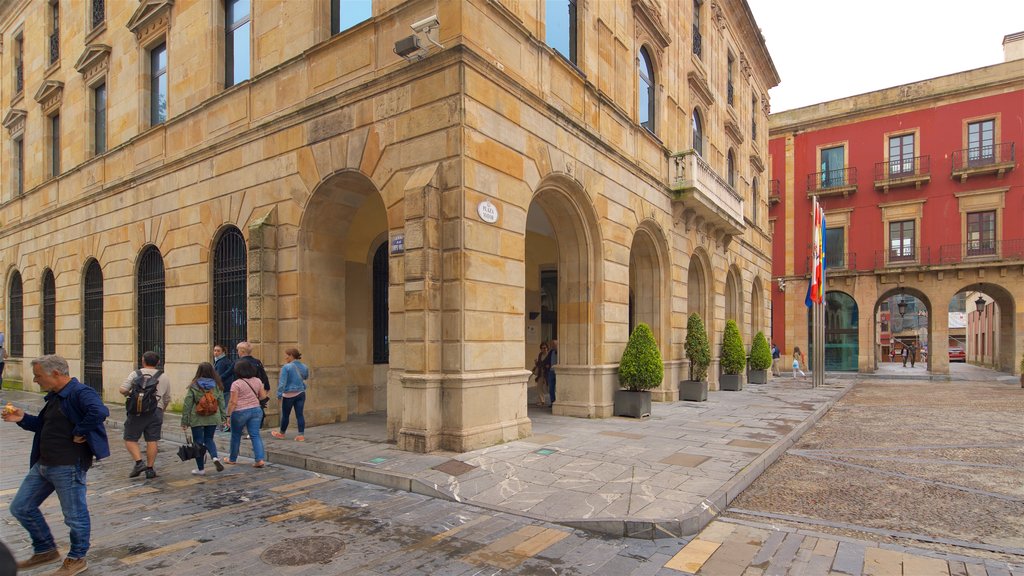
213 344 235 431
2 354 110 575
236 341 270 429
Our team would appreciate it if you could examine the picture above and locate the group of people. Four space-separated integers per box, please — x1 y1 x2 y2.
530 339 558 407
0 341 309 574
893 343 919 367
769 341 807 379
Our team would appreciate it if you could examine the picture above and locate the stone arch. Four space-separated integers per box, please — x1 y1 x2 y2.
751 275 764 337
298 168 390 422
629 219 671 357
687 247 713 345
951 282 1016 373
873 286 932 372
724 265 743 332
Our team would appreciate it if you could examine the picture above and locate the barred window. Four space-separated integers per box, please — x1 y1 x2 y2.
372 242 389 364
9 272 24 357
83 260 104 393
137 247 165 362
42 270 56 355
213 227 247 361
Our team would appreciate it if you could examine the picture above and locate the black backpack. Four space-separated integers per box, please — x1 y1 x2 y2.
126 369 163 416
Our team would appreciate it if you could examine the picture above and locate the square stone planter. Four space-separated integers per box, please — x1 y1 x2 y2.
679 380 708 402
747 369 768 384
613 390 651 418
720 374 744 391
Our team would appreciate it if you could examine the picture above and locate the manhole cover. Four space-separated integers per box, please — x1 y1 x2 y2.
261 536 345 566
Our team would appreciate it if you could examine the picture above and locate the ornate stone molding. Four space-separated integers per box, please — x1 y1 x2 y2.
739 51 752 78
34 80 64 115
688 69 714 108
2 108 27 137
127 0 173 43
709 1 727 31
74 44 112 83
632 0 672 49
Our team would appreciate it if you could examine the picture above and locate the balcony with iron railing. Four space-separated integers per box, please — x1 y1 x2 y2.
768 179 780 205
670 150 745 238
874 246 928 269
874 155 931 192
805 252 857 274
939 238 1024 264
806 167 857 198
727 82 734 107
951 142 1015 182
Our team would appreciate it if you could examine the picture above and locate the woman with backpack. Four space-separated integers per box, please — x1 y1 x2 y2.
271 348 309 441
226 359 268 467
180 363 226 475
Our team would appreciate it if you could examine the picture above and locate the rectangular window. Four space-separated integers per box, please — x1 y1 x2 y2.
94 83 107 154
14 35 24 95
889 220 915 261
546 0 577 65
888 133 914 175
92 0 105 29
150 43 167 125
967 119 995 165
225 0 251 87
692 0 702 59
49 1 60 65
821 145 844 188
966 211 996 256
726 54 734 106
825 227 844 269
50 114 61 177
14 137 24 195
751 94 757 139
331 0 372 36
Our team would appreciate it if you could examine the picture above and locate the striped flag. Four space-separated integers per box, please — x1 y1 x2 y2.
805 198 826 307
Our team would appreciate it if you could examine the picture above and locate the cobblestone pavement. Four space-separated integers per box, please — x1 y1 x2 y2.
670 375 1024 576
0 423 697 575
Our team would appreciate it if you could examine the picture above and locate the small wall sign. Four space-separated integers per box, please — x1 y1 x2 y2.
477 200 499 224
390 234 405 254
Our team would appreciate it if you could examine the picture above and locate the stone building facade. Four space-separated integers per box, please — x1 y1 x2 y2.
1 0 778 452
768 38 1023 376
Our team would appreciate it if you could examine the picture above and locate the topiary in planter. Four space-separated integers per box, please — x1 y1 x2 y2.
685 313 711 382
749 331 772 371
720 320 746 375
619 323 664 391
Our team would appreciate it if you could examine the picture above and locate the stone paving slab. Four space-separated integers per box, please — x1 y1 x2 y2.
0 378 850 539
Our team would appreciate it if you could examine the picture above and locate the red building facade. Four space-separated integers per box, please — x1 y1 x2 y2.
767 49 1023 375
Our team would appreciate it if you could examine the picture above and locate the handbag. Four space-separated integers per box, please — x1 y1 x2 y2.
176 434 207 462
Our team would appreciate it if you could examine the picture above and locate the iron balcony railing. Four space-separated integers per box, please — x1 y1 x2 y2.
15 62 23 94
769 179 780 196
939 238 1024 264
807 167 857 191
951 142 1015 172
49 32 59 64
874 155 930 181
727 82 734 106
692 25 702 59
805 252 856 274
874 247 929 269
92 0 105 29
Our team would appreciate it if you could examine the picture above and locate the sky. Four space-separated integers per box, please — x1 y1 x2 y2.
745 1 1024 112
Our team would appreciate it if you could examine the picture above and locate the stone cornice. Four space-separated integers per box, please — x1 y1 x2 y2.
74 44 112 83
33 79 64 115
126 0 173 41
2 107 27 137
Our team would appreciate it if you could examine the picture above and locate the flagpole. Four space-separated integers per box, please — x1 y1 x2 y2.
814 196 825 388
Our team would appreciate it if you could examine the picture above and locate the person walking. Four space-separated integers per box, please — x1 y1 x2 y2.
271 348 309 441
792 347 806 378
901 344 909 367
180 362 227 475
530 342 550 406
227 359 268 467
236 341 270 432
545 339 558 405
909 343 917 368
3 355 110 575
770 342 781 376
0 335 7 385
119 351 170 479
213 344 235 432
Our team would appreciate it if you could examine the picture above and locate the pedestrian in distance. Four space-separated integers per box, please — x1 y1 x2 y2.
180 362 227 475
119 351 171 480
271 348 309 442
909 343 917 368
530 342 550 406
226 358 268 467
901 345 909 367
792 347 806 378
770 342 781 376
2 355 110 576
212 344 235 432
545 339 559 405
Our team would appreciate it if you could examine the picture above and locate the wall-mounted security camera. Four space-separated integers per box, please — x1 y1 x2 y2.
410 15 439 33
394 35 422 59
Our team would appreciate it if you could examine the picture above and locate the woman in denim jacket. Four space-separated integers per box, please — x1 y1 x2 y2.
271 348 309 442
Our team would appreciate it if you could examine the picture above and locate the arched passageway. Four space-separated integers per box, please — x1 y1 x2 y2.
810 290 859 371
873 288 932 372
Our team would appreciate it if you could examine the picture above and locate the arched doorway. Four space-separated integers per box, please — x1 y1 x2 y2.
725 267 742 331
751 277 763 337
299 170 390 424
809 290 859 371
873 287 931 372
687 249 711 339
628 224 668 351
951 283 1016 373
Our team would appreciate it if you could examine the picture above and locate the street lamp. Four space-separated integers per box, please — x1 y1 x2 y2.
897 298 907 317
974 294 986 314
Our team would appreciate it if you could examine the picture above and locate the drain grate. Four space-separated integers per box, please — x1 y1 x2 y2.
261 536 345 566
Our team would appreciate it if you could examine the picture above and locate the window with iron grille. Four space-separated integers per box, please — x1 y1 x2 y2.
42 270 56 355
546 0 577 65
91 0 105 29
966 211 996 256
889 220 915 261
83 260 104 393
213 227 247 362
137 247 165 363
638 47 655 134
14 137 24 196
49 1 60 65
9 272 24 357
372 242 389 364
14 35 24 95
225 0 251 87
692 0 702 59
50 114 61 177
726 54 734 107
94 83 106 154
331 0 371 36
751 94 757 139
751 177 759 225
150 43 167 126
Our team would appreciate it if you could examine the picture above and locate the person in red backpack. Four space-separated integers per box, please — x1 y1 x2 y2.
180 363 226 475
119 351 170 479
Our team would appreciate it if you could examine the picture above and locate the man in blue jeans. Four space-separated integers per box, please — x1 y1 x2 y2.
2 355 110 576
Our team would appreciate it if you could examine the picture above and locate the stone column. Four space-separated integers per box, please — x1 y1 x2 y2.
247 208 280 423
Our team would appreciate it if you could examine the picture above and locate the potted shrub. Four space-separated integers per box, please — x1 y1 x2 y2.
614 323 663 418
1019 356 1024 388
748 331 772 384
680 313 711 401
720 320 745 391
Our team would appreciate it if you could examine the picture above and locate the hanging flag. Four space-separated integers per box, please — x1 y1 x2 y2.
805 198 826 307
